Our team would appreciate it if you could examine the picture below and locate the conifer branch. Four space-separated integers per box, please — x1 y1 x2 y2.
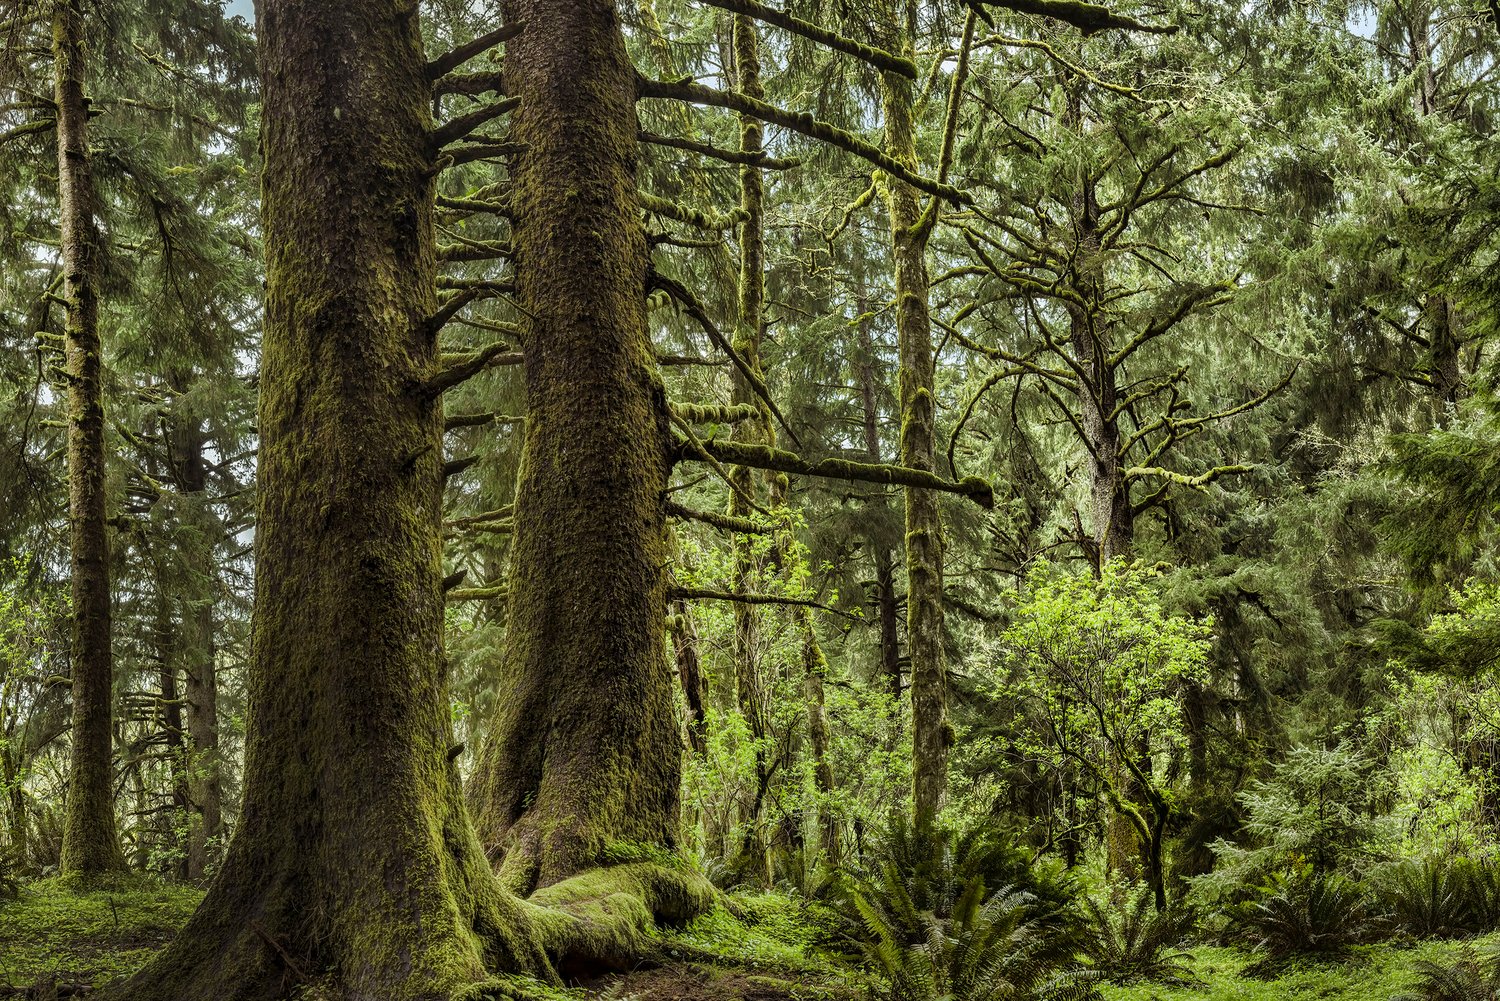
426 23 524 80
638 77 968 204
650 272 799 446
446 584 509 602
671 402 762 425
445 411 524 430
424 342 523 397
639 129 800 169
695 0 916 78
431 97 521 148
1123 464 1251 490
434 71 507 98
978 0 1176 35
665 501 773 535
687 439 995 508
668 585 850 617
639 191 747 230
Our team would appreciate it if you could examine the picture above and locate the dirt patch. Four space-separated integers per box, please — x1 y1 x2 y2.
585 963 854 1000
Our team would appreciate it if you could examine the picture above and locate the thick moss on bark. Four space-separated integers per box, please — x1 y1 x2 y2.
54 0 127 880
107 4 550 997
468 0 683 891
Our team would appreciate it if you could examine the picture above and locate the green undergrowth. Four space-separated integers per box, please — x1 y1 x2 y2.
1101 936 1500 1001
663 889 845 975
0 875 204 991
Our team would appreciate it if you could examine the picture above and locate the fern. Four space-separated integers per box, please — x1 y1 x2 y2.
1078 887 1197 985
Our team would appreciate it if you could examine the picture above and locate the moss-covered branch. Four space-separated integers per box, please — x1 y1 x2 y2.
650 272 798 445
670 402 761 425
639 191 747 231
1123 463 1251 490
686 438 995 508
424 341 523 397
445 411 525 430
446 584 509 601
638 129 800 169
637 77 967 204
668 586 845 616
980 0 1176 35
664 500 772 534
696 0 915 78
426 23 524 80
431 97 521 148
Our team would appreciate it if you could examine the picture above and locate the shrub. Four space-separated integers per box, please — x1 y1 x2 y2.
1395 946 1500 1001
1238 868 1374 970
1377 854 1482 938
844 817 1097 1001
1078 887 1197 985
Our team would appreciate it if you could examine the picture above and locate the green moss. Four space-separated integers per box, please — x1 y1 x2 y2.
0 877 203 988
666 891 847 975
1100 938 1500 1001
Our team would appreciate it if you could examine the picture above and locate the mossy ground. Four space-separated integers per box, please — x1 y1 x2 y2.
29 879 1489 1000
1101 936 1500 1001
0 876 204 992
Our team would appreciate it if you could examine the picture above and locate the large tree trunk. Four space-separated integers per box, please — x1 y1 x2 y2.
881 6 949 827
468 0 683 892
54 0 126 879
111 3 549 996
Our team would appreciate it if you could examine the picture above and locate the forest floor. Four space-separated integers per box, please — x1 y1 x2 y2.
1100 937 1500 1001
4 877 1496 1000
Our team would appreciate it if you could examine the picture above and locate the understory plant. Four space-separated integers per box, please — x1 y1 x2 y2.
1078 886 1197 985
1237 867 1375 972
844 818 1097 1001
1396 946 1500 1001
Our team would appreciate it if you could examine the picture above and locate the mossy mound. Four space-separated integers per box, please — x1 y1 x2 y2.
0 876 203 992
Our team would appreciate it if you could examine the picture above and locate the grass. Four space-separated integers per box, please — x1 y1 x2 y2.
1101 936 1500 1001
0 875 203 992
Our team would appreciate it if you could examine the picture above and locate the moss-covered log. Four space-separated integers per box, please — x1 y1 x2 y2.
467 0 685 893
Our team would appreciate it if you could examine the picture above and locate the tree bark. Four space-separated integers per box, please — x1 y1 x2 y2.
468 0 684 892
110 3 549 995
54 0 126 879
880 3 949 828
857 310 903 701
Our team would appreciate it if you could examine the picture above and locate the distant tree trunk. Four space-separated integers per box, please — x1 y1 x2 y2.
113 2 549 995
149 573 189 879
669 596 708 754
164 412 222 881
857 310 903 701
881 5 949 828
468 0 683 892
53 0 126 879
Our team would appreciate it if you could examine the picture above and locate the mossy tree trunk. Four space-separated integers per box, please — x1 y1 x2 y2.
468 0 683 892
880 1 949 829
53 0 127 880
164 414 222 881
857 309 903 702
110 3 550 996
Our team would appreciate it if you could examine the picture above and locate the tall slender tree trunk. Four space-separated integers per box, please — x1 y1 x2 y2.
113 3 548 995
468 0 683 892
54 0 126 879
164 413 222 881
880 4 949 827
857 311 903 701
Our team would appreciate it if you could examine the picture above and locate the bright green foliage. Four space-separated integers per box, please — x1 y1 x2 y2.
1237 869 1376 969
1194 744 1388 904
1375 853 1498 939
1000 561 1212 765
1396 946 1500 1001
0 876 202 989
1078 888 1197 986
